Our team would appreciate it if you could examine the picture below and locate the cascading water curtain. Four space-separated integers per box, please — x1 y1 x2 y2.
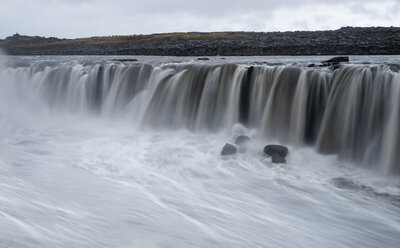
1 62 399 174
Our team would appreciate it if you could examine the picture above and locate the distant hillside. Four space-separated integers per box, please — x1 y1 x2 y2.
1 27 399 56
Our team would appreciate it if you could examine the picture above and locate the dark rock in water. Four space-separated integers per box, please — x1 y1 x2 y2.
331 64 341 71
332 177 400 207
197 57 209 60
221 143 237 156
388 64 399 72
308 63 316 67
264 145 289 157
332 177 362 190
234 135 250 145
323 56 349 64
271 154 286 163
112 58 138 62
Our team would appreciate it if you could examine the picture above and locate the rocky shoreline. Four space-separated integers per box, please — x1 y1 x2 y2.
1 27 399 56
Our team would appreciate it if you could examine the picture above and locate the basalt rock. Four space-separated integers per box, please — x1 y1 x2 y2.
323 56 349 65
112 58 138 62
264 145 289 157
221 143 237 156
271 154 287 164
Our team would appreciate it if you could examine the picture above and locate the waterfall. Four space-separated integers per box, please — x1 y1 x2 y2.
1 60 399 174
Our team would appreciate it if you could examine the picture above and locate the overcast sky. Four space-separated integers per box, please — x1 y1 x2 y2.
0 0 399 39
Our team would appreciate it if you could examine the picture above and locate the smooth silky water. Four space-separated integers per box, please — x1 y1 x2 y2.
0 55 399 247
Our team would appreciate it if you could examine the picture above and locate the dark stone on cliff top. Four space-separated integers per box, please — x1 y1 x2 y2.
112 58 138 62
221 143 237 156
388 64 399 72
331 64 341 71
323 56 349 64
264 145 289 157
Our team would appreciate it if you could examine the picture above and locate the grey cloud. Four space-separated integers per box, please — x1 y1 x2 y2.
0 0 398 39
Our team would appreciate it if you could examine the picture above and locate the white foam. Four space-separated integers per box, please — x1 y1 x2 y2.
0 115 399 248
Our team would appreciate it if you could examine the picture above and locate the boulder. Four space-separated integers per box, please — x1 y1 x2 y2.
234 135 250 145
388 64 399 72
322 56 349 64
112 58 138 62
197 57 209 60
264 145 289 157
271 154 286 164
221 143 237 156
331 64 341 71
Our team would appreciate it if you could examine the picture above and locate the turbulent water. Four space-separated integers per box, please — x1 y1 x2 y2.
0 55 399 247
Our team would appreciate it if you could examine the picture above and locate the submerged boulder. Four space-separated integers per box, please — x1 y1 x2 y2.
264 145 289 157
197 57 210 61
221 143 237 156
271 154 287 164
234 135 251 153
234 135 250 145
